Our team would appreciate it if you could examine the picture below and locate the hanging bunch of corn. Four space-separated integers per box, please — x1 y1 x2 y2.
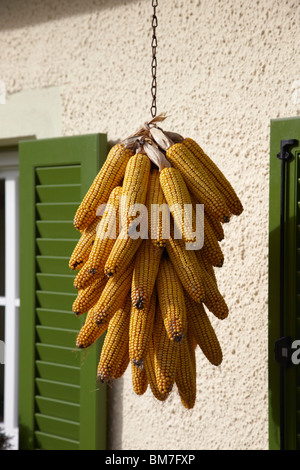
69 114 243 409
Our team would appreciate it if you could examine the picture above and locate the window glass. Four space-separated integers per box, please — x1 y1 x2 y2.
0 305 4 422
0 180 4 297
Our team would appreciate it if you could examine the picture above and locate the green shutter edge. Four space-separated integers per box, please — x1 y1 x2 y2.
269 117 300 450
18 134 108 450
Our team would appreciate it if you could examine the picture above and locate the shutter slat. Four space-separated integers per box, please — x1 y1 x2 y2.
35 396 80 422
35 378 80 403
36 291 77 310
36 344 79 367
36 221 77 239
35 431 79 450
36 256 73 275
36 238 77 257
36 325 78 348
36 308 78 330
35 413 79 441
35 165 81 185
35 360 80 385
36 202 79 221
36 273 76 293
36 184 81 203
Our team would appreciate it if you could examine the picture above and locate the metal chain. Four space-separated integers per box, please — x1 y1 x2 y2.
151 0 158 118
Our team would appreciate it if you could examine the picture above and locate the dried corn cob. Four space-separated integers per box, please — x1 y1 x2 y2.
72 275 107 316
146 169 170 247
113 351 130 380
205 211 224 242
188 192 224 267
76 308 107 349
73 261 98 290
203 276 229 320
144 336 169 402
120 153 151 231
104 228 143 277
156 255 187 343
69 217 101 270
166 143 231 223
85 186 122 278
200 251 217 283
185 294 223 366
74 144 133 231
92 261 135 326
197 253 229 320
97 295 131 383
201 214 224 268
131 362 148 396
159 167 196 243
175 336 196 410
131 238 163 310
183 137 243 216
129 288 156 368
153 303 179 396
165 230 206 303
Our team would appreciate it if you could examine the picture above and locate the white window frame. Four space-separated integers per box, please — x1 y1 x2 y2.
0 150 19 450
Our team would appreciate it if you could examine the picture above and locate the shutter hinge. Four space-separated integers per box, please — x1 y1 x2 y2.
274 336 293 367
276 139 298 162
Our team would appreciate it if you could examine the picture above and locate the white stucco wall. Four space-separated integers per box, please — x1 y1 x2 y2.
1 0 299 450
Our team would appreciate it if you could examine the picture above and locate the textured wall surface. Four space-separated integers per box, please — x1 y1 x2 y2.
1 0 300 450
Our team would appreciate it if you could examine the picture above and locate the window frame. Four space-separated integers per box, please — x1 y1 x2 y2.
0 147 19 449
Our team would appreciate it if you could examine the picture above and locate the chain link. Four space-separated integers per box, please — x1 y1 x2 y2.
151 0 158 118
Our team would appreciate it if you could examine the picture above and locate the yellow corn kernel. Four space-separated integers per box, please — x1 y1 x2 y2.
153 303 179 396
159 167 196 243
146 169 169 247
120 153 151 231
185 294 223 366
129 287 157 368
175 335 196 410
131 238 163 310
197 252 229 320
73 144 134 231
104 228 143 278
72 275 107 316
165 229 206 303
92 261 135 326
69 217 101 270
183 137 243 216
85 186 122 278
166 143 231 223
131 362 148 396
156 255 187 342
97 295 131 383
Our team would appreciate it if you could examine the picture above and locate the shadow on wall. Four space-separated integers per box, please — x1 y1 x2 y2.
107 376 124 450
0 0 142 31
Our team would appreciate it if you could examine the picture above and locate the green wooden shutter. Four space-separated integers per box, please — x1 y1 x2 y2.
18 134 108 450
269 117 300 450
